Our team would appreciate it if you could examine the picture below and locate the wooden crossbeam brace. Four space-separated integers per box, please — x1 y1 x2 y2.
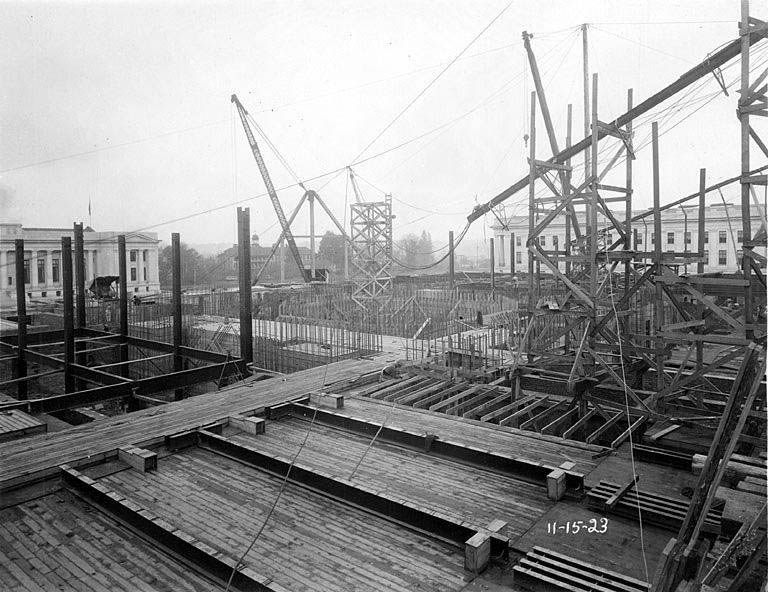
604 475 640 509
656 347 744 402
531 244 594 308
590 350 648 411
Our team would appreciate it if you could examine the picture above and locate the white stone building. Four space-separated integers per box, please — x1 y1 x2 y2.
0 224 161 310
490 203 767 275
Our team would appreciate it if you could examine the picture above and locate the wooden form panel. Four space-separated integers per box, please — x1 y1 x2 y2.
197 429 510 565
60 464 288 592
288 402 585 491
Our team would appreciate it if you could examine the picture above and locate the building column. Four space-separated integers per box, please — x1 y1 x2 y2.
45 250 53 292
29 250 38 290
0 250 4 289
499 235 505 268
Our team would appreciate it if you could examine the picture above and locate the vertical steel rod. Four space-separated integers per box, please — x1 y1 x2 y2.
696 168 707 372
527 90 536 361
238 207 254 368
740 0 754 340
62 236 75 393
14 239 27 400
172 232 184 399
652 122 664 394
74 222 86 328
118 235 129 378
490 237 495 293
448 230 455 290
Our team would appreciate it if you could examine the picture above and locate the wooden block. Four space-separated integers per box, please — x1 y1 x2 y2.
485 519 507 533
464 531 491 573
310 393 344 409
559 461 576 471
546 468 566 501
228 416 266 435
118 446 157 472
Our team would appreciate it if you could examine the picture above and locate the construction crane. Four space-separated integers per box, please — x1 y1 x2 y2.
348 167 364 203
231 94 309 282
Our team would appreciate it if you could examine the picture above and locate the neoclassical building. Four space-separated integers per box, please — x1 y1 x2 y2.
490 203 767 275
0 224 161 310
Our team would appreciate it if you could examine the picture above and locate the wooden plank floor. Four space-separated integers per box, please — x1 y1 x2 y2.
511 499 672 582
326 396 605 475
229 417 553 544
0 489 214 592
0 358 384 491
101 447 470 592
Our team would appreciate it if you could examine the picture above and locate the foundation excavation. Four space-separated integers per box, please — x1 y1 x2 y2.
1 4 767 592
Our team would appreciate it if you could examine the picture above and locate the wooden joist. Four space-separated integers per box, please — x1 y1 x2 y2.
480 394 537 423
520 400 569 431
500 396 549 428
562 408 597 440
541 406 579 436
394 380 452 406
586 411 624 445
411 382 467 410
464 391 513 420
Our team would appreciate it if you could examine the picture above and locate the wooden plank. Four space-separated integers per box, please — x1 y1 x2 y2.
499 397 548 428
562 408 597 440
520 400 569 431
479 394 537 423
586 411 623 445
605 476 640 510
541 407 579 436
611 417 647 449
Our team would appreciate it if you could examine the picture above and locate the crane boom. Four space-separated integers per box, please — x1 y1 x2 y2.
467 28 768 224
231 94 309 282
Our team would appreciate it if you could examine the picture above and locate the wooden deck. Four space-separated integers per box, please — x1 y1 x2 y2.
228 416 553 544
0 358 384 492
0 490 215 592
0 410 46 443
100 447 470 592
330 396 605 476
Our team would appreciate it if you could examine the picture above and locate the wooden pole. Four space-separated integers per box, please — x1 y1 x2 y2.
527 90 536 362
309 192 316 280
652 122 665 394
564 104 572 354
740 0 754 340
510 232 515 277
448 230 455 290
62 236 75 393
490 237 495 292
624 89 634 338
697 168 706 372
73 222 86 390
14 239 27 400
238 207 254 368
118 235 129 378
582 24 590 222
172 233 184 400
74 222 86 328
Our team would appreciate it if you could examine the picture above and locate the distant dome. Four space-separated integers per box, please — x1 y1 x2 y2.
251 233 259 245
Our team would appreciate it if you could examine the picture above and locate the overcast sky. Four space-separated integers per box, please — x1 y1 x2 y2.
1 0 765 257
